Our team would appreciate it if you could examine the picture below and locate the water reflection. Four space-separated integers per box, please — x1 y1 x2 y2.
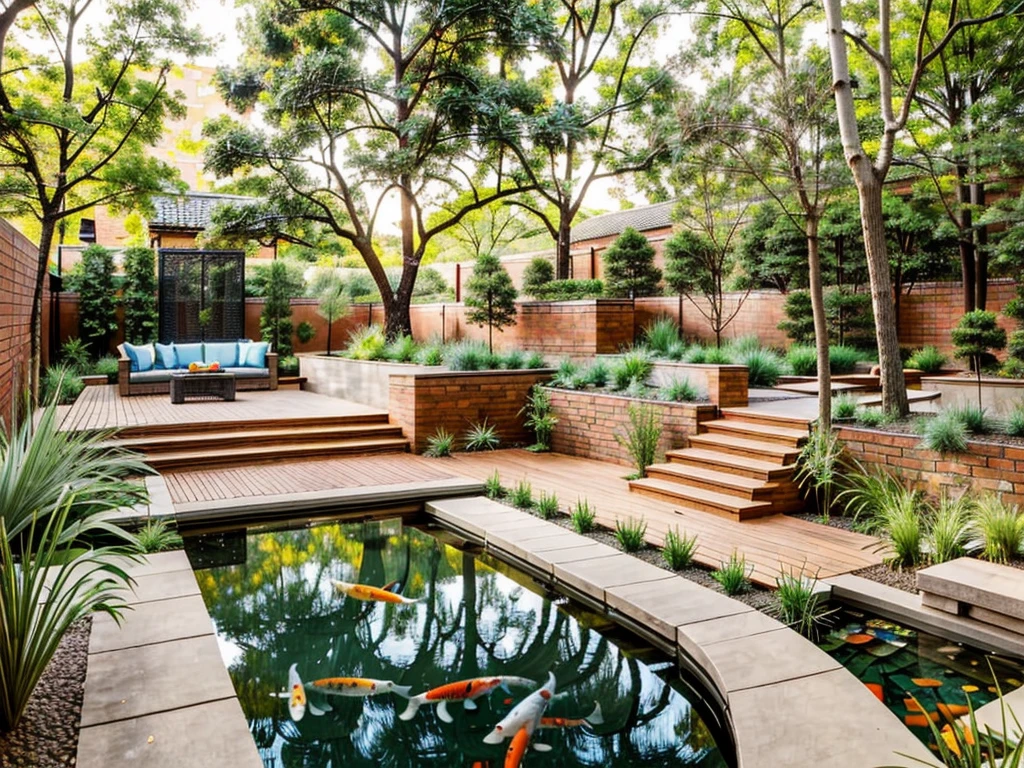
189 518 726 767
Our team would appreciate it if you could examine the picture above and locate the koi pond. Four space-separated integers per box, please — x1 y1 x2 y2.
185 517 728 767
821 606 1024 746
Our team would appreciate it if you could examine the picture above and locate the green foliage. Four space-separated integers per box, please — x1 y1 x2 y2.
929 494 972 564
78 246 118 357
41 366 85 406
60 339 91 374
786 345 818 377
345 325 388 360
947 404 995 435
524 352 547 369
277 356 300 376
824 288 875 348
463 253 518 353
520 386 557 452
260 260 296 356
969 494 1024 563
659 377 700 402
872 486 926 568
122 247 157 344
778 291 815 345
620 378 650 399
616 402 661 478
906 346 947 374
570 498 596 533
522 257 555 298
247 260 306 299
838 467 907 533
712 552 751 595
534 492 559 520
734 347 783 388
662 527 697 569
775 567 831 639
484 470 504 500
93 356 120 383
531 279 605 301
614 516 648 552
385 335 418 363
551 358 580 389
828 345 863 375
415 342 445 366
795 426 846 521
856 408 893 428
702 346 733 365
508 479 533 509
610 351 653 391
603 228 662 298
736 202 808 293
832 394 859 420
501 349 525 370
296 321 317 344
445 340 490 371
642 317 681 356
953 310 1008 364
135 518 183 554
424 428 455 458
311 270 350 354
663 340 688 361
1007 404 1024 437
583 360 610 388
920 411 970 455
463 420 500 452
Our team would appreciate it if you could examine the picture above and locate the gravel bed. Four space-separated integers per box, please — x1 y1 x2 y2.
0 618 90 768
851 563 920 593
789 511 860 532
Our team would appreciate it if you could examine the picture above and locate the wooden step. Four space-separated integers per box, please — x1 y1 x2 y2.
665 448 796 481
687 433 802 464
111 422 404 453
628 478 774 520
645 463 777 501
700 418 809 447
718 407 813 431
144 437 410 471
114 412 391 440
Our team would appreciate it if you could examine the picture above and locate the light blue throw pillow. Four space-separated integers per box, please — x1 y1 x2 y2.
204 342 239 367
245 341 270 368
123 342 155 372
154 343 176 370
174 343 204 369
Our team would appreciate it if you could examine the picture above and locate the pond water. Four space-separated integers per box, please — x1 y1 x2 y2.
186 517 727 768
821 606 1024 746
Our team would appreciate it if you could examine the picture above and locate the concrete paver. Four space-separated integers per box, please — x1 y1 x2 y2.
553 553 675 602
524 541 620 574
89 594 214 653
123 569 201 605
606 578 752 643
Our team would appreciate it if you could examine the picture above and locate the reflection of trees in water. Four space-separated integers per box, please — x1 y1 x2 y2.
195 520 723 767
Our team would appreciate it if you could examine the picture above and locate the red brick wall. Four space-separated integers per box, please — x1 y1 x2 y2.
547 387 717 467
896 279 1016 354
569 225 675 280
836 426 1024 507
635 293 790 347
0 221 41 422
388 369 552 453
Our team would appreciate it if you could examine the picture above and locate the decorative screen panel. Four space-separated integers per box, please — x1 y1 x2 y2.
159 249 245 343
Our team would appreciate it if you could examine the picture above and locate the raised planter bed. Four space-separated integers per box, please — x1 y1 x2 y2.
922 374 1024 417
300 354 446 409
598 357 748 408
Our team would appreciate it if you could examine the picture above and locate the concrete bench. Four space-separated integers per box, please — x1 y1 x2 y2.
917 557 1024 636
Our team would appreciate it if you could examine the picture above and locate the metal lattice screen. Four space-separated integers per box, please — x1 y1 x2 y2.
158 249 245 344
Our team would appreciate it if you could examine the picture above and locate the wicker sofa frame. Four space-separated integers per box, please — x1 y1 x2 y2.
118 349 278 396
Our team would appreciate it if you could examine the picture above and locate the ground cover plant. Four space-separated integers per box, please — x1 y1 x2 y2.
712 553 751 595
424 428 455 458
570 498 596 533
338 329 546 371
616 402 661 479
614 516 648 552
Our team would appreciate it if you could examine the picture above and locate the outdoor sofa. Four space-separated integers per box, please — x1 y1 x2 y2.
117 340 278 396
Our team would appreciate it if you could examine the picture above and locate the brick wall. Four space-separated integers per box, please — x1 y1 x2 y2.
896 279 1016 354
0 220 40 422
547 387 717 467
836 426 1024 507
388 369 552 453
635 293 790 347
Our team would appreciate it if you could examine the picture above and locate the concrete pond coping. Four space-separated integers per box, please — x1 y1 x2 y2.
427 495 933 768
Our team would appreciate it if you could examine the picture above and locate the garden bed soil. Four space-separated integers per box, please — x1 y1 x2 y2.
0 618 90 768
848 417 1024 448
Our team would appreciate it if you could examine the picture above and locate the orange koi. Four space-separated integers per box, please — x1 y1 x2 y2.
332 579 420 604
904 713 940 727
936 703 970 720
505 726 531 768
309 677 412 698
940 724 975 758
911 678 944 688
539 703 603 729
400 676 536 723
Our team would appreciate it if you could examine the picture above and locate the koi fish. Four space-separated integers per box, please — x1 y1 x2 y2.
483 672 556 746
332 579 420 604
400 676 536 723
504 725 552 768
309 676 412 699
288 663 307 721
539 702 603 729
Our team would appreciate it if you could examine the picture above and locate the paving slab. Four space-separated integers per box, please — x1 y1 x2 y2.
677 607 785 648
76 698 263 768
426 498 522 539
90 594 215 653
606 578 752 644
553 553 675 602
524 541 621 575
124 569 201 605
81 634 236 727
729 668 933 768
110 550 193 578
968 683 1024 742
488 526 600 563
918 557 1024 621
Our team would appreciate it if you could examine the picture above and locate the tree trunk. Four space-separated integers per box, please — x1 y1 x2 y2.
956 165 976 313
555 212 572 280
326 320 333 355
807 218 831 426
29 217 58 405
973 181 988 310
384 288 413 339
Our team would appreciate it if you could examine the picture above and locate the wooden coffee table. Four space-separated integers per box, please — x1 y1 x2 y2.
169 372 236 404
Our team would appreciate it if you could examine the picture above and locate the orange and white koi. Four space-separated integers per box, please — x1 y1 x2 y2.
309 676 412 699
539 702 603 729
400 676 536 723
332 579 420 604
484 673 556 746
504 725 550 768
272 665 331 720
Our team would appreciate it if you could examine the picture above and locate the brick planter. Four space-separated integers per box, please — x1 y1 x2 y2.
598 357 749 407
921 375 1024 417
547 387 717 467
301 355 445 409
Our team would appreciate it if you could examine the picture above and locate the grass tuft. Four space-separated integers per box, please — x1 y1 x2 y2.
662 527 697 569
484 470 504 500
424 428 455 458
919 411 969 454
614 516 648 552
463 419 500 451
969 494 1024 563
508 479 534 509
712 552 751 595
570 498 596 533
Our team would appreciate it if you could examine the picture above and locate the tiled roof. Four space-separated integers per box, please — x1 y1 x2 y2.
149 192 258 231
570 201 675 243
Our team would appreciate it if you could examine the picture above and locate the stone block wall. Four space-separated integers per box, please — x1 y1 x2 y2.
547 387 717 467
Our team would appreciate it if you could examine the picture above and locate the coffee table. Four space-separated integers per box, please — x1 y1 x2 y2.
169 372 236 404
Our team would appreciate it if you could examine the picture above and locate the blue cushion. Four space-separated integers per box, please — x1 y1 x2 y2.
204 342 238 367
123 342 155 373
154 343 176 370
174 343 204 369
244 341 269 368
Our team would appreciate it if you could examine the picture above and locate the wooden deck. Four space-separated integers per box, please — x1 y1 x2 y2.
438 449 884 587
59 385 383 433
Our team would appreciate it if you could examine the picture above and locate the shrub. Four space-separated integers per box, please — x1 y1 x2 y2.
533 279 604 301
947 404 995 434
464 419 500 451
621 378 650 399
969 494 1024 563
919 411 969 454
509 479 533 509
642 317 680 356
60 338 91 375
906 345 947 373
775 567 831 639
78 245 119 356
703 346 732 365
953 309 1007 409
524 351 547 369
570 499 596 533
93 356 120 383
551 358 580 389
712 553 751 595
685 346 708 364
610 351 653 391
278 355 300 376
414 342 445 366
424 428 455 457
778 290 815 345
928 494 972 564
445 340 490 371
614 516 648 552
856 408 893 428
1007 404 1024 437
795 426 846 521
296 321 317 344
662 527 697 569
616 402 661 478
664 340 688 361
484 470 504 499
41 366 84 405
535 492 559 520
603 227 662 298
583 360 610 388
464 252 518 353
385 334 418 362
736 347 783 388
521 386 557 452
659 377 699 402
828 345 862 374
522 257 555 298
122 246 158 344
786 345 817 377
260 259 298 356
135 518 184 554
345 325 388 360
832 394 859 420
501 349 525 370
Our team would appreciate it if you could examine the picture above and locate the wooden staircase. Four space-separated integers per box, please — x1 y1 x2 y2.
629 407 810 520
108 413 410 471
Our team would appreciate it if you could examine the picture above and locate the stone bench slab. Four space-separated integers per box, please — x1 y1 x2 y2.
917 557 1024 622
524 542 620 574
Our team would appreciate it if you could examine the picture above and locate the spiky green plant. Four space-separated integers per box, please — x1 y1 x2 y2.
794 426 846 521
832 394 859 420
583 360 610 388
424 428 455 458
642 317 681 356
551 358 580 389
703 346 732 365
614 516 648 552
501 349 525 370
41 365 85 405
616 402 662 478
856 407 892 428
775 566 832 639
662 527 697 569
947 404 995 435
1007 404 1024 437
659 377 699 402
610 351 653 391
920 411 970 454
344 325 388 360
463 420 500 451
969 494 1024 563
444 340 491 371
508 479 533 509
735 347 784 388
828 345 862 374
484 470 504 500
535 492 559 520
414 342 445 366
838 466 906 533
384 334 419 362
570 499 596 533
880 488 926 568
928 493 973 564
664 340 688 361
712 552 751 595
524 351 547 369
786 345 817 376
135 518 183 554
906 345 947 374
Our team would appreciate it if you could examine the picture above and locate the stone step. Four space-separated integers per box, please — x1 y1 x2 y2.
665 448 796 481
700 418 809 447
686 433 802 465
144 437 410 471
628 478 775 520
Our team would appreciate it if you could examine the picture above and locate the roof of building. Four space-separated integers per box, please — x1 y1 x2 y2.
570 201 675 244
149 191 258 231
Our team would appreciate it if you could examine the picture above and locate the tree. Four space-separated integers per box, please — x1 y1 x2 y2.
260 260 297 357
522 257 555 298
206 0 558 340
77 245 118 358
602 228 662 299
464 253 518 353
951 310 1006 408
424 193 540 263
0 0 208 399
664 230 744 348
312 271 350 355
122 247 158 344
735 203 808 293
822 0 1013 416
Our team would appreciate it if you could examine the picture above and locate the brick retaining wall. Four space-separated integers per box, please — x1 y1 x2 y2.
0 221 40 422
